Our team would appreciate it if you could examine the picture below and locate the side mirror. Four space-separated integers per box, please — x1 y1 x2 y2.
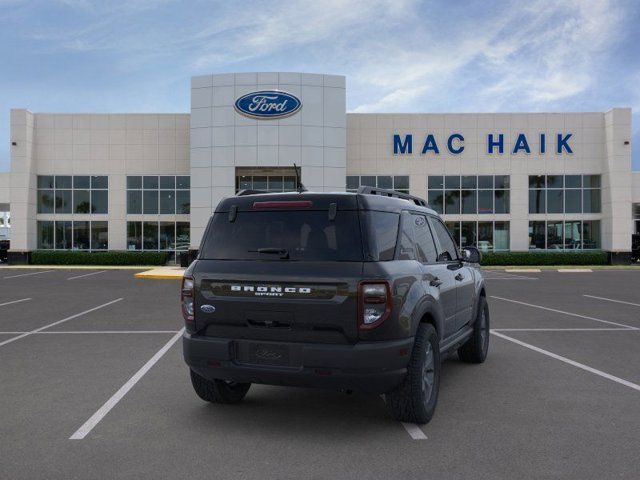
462 246 482 264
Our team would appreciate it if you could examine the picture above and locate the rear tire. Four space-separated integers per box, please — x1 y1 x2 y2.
190 369 251 404
458 296 490 364
386 323 440 424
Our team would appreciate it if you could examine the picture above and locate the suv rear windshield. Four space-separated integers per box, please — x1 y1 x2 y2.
200 210 364 261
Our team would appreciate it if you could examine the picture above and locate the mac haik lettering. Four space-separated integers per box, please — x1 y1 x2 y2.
393 133 573 156
235 90 302 119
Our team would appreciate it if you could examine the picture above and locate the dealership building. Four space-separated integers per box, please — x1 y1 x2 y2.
1 72 639 263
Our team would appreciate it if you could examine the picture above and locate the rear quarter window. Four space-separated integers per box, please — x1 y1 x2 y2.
363 211 400 261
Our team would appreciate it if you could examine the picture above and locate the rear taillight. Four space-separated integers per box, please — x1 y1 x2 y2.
358 281 392 330
181 276 194 323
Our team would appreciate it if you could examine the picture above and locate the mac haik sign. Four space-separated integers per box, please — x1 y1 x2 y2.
393 133 573 155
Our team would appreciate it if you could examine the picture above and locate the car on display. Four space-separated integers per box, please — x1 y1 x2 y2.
181 186 489 424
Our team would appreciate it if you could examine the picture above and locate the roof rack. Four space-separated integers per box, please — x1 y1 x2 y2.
357 186 428 207
236 189 270 196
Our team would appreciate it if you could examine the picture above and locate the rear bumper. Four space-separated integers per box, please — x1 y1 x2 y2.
183 333 413 394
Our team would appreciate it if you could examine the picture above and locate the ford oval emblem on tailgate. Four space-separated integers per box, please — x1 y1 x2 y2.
200 304 216 314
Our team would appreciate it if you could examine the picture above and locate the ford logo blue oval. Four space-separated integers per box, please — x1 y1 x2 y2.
200 304 216 314
234 90 302 119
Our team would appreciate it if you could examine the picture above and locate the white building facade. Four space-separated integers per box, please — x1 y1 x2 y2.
0 72 638 263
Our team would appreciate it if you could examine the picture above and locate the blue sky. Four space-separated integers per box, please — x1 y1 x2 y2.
1 0 639 171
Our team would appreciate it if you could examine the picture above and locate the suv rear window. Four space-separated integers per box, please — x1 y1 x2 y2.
200 211 364 261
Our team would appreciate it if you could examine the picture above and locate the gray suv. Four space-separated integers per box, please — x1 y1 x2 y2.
182 187 489 424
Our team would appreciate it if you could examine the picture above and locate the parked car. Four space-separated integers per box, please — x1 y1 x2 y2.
181 187 489 424
0 240 9 263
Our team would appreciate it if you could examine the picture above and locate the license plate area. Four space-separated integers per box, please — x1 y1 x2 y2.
235 341 301 368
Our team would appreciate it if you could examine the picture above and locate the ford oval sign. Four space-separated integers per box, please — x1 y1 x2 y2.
234 90 302 119
200 304 216 314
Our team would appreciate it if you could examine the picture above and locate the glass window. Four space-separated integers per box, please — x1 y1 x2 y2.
37 221 54 249
91 190 108 214
584 175 601 188
444 190 460 214
127 176 142 189
160 191 175 214
143 222 159 249
268 177 283 192
237 175 251 191
73 221 90 250
494 190 509 214
393 176 409 192
143 191 158 214
143 176 159 189
37 190 54 214
74 190 91 214
546 190 563 214
582 220 601 249
564 220 582 250
478 190 493 214
253 176 268 190
176 190 190 214
565 189 582 214
159 222 175 250
127 221 142 250
55 189 72 214
461 176 476 189
444 176 460 189
55 176 72 189
377 175 392 189
477 222 493 252
546 221 564 250
74 176 90 188
583 189 601 213
127 191 142 215
91 221 108 250
428 176 444 190
528 221 546 250
365 211 399 261
461 190 477 214
346 176 359 191
460 221 477 248
55 221 73 249
445 221 461 247
160 176 175 189
412 215 437 263
360 176 376 187
398 215 417 261
176 176 190 189
283 176 296 190
478 176 493 189
529 190 545 214
495 175 510 189
38 176 54 189
91 176 108 189
427 191 444 214
431 218 458 262
176 222 190 250
529 175 545 188
494 222 510 251
547 175 563 188
565 175 582 188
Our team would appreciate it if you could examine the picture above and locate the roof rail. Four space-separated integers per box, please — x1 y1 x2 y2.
236 189 270 196
357 186 428 207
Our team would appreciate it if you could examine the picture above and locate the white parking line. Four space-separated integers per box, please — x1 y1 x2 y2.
401 422 428 440
0 298 31 307
484 277 537 281
0 330 180 334
3 270 54 279
490 296 637 330
583 295 640 308
69 328 184 440
491 331 640 393
492 327 639 332
67 270 107 281
0 298 124 348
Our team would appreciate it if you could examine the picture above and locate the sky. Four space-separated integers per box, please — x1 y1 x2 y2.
1 0 639 171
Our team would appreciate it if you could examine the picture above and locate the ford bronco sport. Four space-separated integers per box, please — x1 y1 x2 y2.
182 187 489 424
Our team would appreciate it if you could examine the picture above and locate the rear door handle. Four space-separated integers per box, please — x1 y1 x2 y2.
455 273 464 281
429 277 443 287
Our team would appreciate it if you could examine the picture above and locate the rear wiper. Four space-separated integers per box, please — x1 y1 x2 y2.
249 247 290 259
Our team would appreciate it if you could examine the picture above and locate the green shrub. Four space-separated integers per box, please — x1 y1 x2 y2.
31 250 169 266
481 250 608 266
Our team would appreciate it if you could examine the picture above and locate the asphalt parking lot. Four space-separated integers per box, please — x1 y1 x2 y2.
1 267 639 479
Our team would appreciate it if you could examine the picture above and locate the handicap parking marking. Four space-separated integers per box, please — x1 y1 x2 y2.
583 295 640 308
0 298 31 307
2 270 54 279
490 296 638 330
69 328 185 440
491 331 640 393
0 298 124 348
67 270 107 281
